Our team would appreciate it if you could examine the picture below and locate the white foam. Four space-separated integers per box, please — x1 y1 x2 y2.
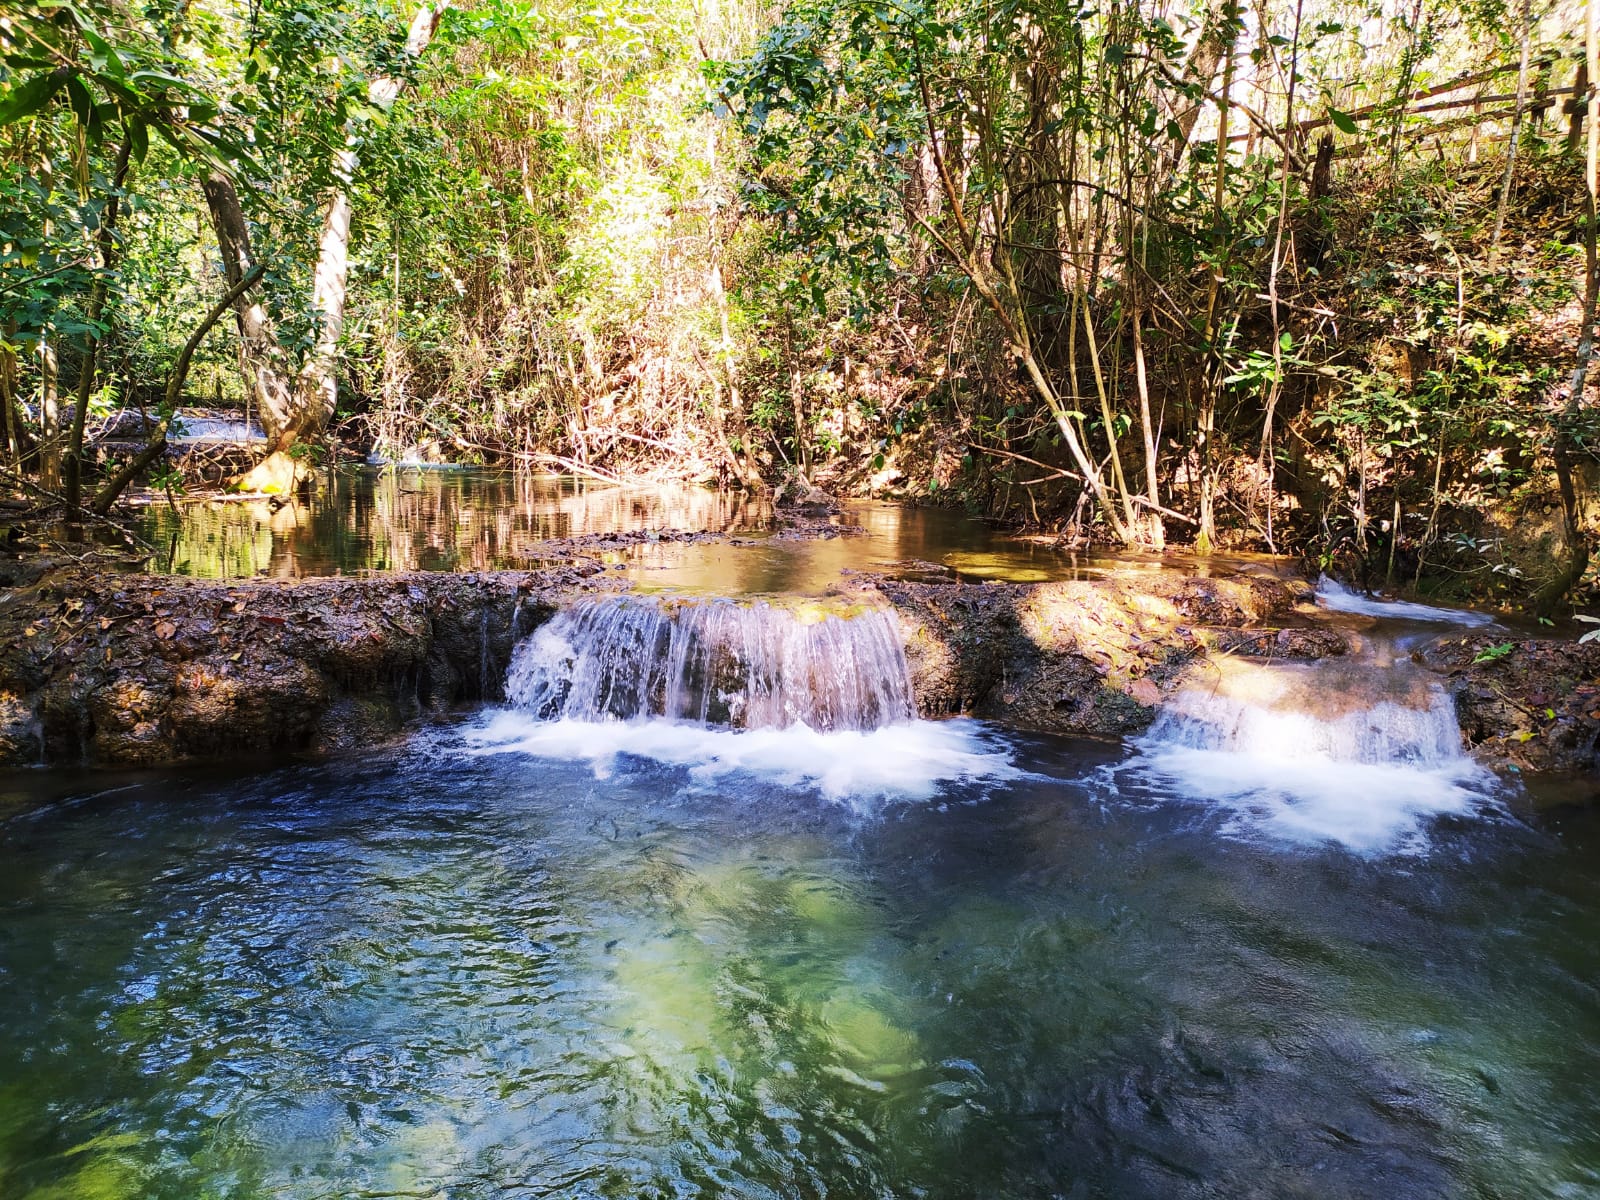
1128 744 1495 854
463 712 1020 806
1315 577 1497 626
1130 656 1503 853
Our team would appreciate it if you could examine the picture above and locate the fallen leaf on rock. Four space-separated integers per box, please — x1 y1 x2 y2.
155 621 177 640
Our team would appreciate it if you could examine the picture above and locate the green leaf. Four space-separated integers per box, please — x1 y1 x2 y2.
1327 107 1359 136
79 26 123 77
1472 642 1514 665
0 71 67 125
65 73 94 126
127 118 149 165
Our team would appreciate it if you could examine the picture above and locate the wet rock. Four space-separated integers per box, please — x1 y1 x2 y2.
312 695 410 755
1195 625 1352 660
1417 635 1600 774
773 477 840 514
864 572 1302 738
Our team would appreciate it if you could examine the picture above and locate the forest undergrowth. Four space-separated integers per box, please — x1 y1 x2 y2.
2 0 1598 611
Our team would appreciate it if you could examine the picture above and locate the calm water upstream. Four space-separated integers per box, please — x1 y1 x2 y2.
0 715 1597 1199
129 467 1236 592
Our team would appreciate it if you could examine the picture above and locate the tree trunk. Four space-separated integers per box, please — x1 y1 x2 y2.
0 321 33 463
297 4 441 436
1163 1 1238 167
200 5 439 453
38 340 59 490
202 172 298 441
1490 0 1534 258
1131 300 1164 549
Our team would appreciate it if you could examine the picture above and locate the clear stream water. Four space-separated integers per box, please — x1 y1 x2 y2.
0 717 1596 1199
128 466 1227 591
8 476 1595 1198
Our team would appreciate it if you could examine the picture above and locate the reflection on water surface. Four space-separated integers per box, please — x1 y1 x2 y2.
134 467 1279 593
0 723 1596 1200
135 469 771 577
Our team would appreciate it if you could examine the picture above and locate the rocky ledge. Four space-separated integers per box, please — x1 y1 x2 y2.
1416 634 1600 775
0 564 619 765
0 561 1593 776
863 569 1320 736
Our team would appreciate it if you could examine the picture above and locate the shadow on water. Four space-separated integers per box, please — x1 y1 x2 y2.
0 721 1597 1200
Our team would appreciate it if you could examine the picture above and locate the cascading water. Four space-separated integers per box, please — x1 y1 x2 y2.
473 595 1013 802
1146 658 1466 766
1314 576 1499 626
505 596 916 731
1130 652 1498 853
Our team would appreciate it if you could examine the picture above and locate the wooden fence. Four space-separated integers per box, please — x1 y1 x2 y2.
1206 53 1591 159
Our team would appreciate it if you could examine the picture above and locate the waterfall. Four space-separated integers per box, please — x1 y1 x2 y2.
1132 657 1494 852
504 596 916 731
1145 659 1466 767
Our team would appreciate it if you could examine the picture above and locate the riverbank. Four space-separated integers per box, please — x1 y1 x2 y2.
1 553 1593 776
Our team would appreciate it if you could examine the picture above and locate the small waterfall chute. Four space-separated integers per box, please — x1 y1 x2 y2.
505 595 917 732
1131 657 1498 853
474 595 1016 802
1146 659 1464 767
1314 577 1497 627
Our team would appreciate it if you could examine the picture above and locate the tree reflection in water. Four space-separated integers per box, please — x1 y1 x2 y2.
137 469 773 577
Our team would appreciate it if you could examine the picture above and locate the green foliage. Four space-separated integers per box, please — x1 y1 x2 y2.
1472 641 1514 664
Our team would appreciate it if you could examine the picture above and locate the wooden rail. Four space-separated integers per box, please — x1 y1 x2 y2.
1201 55 1590 153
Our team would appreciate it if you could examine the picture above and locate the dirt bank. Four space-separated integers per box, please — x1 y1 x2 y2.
0 563 621 766
0 561 1590 775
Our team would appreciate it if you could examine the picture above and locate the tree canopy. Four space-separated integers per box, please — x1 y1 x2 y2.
1 0 1595 607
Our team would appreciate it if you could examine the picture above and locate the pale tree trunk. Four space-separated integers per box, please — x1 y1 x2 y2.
203 172 297 441
298 4 441 438
1162 1 1237 172
38 340 59 490
1131 299 1164 549
202 4 439 454
1490 0 1534 259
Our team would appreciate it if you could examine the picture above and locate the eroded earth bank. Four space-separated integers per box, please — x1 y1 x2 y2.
1 547 1594 776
